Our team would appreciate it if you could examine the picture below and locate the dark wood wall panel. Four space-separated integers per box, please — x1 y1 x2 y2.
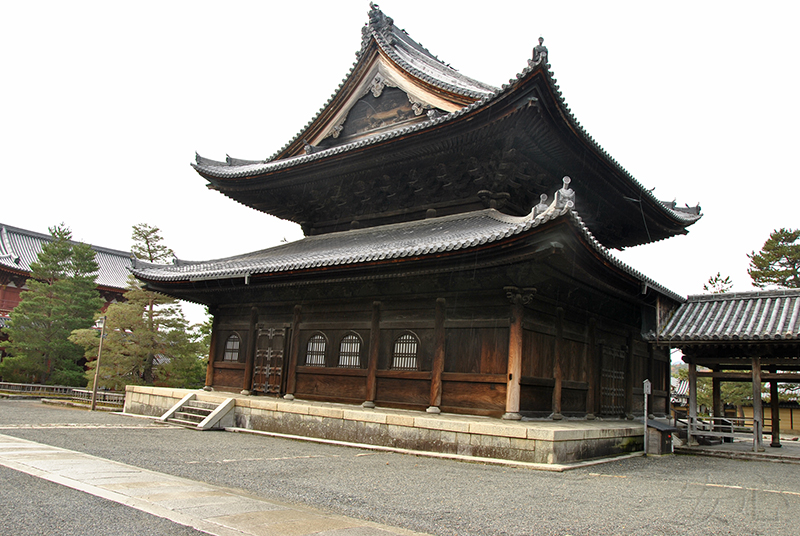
376 378 429 405
444 327 508 375
295 372 366 401
562 339 588 383
520 385 552 413
441 380 506 411
213 367 244 388
522 330 554 379
562 387 587 413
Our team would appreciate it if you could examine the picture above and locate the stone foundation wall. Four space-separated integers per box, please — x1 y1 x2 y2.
124 386 643 464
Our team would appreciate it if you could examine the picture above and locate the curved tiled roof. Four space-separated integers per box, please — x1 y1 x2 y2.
658 290 800 342
192 7 699 229
131 193 683 302
0 224 131 290
258 5 496 163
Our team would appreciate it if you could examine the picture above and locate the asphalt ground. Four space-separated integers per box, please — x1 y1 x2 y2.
1 400 799 536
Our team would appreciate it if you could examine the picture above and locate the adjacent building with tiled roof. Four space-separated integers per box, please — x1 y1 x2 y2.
0 223 131 316
132 5 701 440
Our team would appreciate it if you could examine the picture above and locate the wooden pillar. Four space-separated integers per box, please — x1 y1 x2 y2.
712 373 722 419
428 298 446 413
503 293 524 420
284 305 302 399
585 317 597 420
770 379 781 448
647 343 655 418
363 301 381 408
204 312 220 390
550 307 564 420
624 332 634 419
752 358 764 452
241 306 259 394
688 357 698 446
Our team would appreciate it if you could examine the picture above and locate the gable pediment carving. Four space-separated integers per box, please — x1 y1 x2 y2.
309 55 465 148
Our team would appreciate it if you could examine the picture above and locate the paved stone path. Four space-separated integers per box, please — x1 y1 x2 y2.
0 433 425 536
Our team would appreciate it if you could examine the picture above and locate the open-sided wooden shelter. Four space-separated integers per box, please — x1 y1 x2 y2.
655 290 800 450
132 5 701 421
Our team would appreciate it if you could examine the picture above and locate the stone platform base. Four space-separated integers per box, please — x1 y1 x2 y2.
124 386 644 465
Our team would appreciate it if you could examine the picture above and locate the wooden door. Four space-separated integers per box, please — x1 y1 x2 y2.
252 327 286 395
600 345 625 416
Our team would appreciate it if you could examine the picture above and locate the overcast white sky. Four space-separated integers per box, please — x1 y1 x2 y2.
3 1 798 324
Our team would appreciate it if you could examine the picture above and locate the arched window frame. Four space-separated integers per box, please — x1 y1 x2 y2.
222 333 241 362
391 331 420 371
305 332 328 367
338 332 363 368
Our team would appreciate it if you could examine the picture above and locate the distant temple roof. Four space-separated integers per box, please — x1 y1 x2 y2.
191 5 701 248
0 224 131 290
657 290 800 343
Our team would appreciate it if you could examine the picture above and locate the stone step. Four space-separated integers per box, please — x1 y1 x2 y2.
185 401 219 411
181 405 215 416
174 411 206 423
166 417 202 428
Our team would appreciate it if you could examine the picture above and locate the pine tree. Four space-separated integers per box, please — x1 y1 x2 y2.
703 272 733 294
0 225 102 385
748 228 800 288
70 224 207 389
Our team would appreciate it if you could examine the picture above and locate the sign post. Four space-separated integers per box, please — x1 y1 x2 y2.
643 379 651 456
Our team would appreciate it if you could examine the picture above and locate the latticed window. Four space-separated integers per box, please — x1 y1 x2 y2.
223 334 240 361
391 333 419 370
338 334 362 368
305 333 327 366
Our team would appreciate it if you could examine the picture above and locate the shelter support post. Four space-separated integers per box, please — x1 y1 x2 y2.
712 375 722 419
752 358 764 452
688 357 698 446
284 305 302 399
770 379 781 448
503 293 524 420
427 298 446 413
550 307 564 420
363 301 381 408
241 306 259 394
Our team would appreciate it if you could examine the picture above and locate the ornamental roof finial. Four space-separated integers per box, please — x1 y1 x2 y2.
532 36 548 63
555 176 575 209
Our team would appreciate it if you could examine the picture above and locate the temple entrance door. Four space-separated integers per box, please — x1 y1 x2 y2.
252 327 286 395
600 345 625 417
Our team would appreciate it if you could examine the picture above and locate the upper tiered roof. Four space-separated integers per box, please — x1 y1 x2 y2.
192 5 701 249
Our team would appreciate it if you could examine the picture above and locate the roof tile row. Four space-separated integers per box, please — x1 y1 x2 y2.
131 188 684 303
0 224 131 290
659 290 800 342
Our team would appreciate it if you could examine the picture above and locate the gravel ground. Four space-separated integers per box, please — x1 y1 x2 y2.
1 400 798 536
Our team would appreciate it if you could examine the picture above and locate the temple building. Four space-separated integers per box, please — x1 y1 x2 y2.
132 5 701 422
0 223 131 360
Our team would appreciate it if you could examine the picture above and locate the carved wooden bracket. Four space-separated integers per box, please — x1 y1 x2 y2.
504 286 537 305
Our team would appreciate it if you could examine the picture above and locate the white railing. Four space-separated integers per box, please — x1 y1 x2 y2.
71 389 124 406
0 382 75 396
0 382 124 407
